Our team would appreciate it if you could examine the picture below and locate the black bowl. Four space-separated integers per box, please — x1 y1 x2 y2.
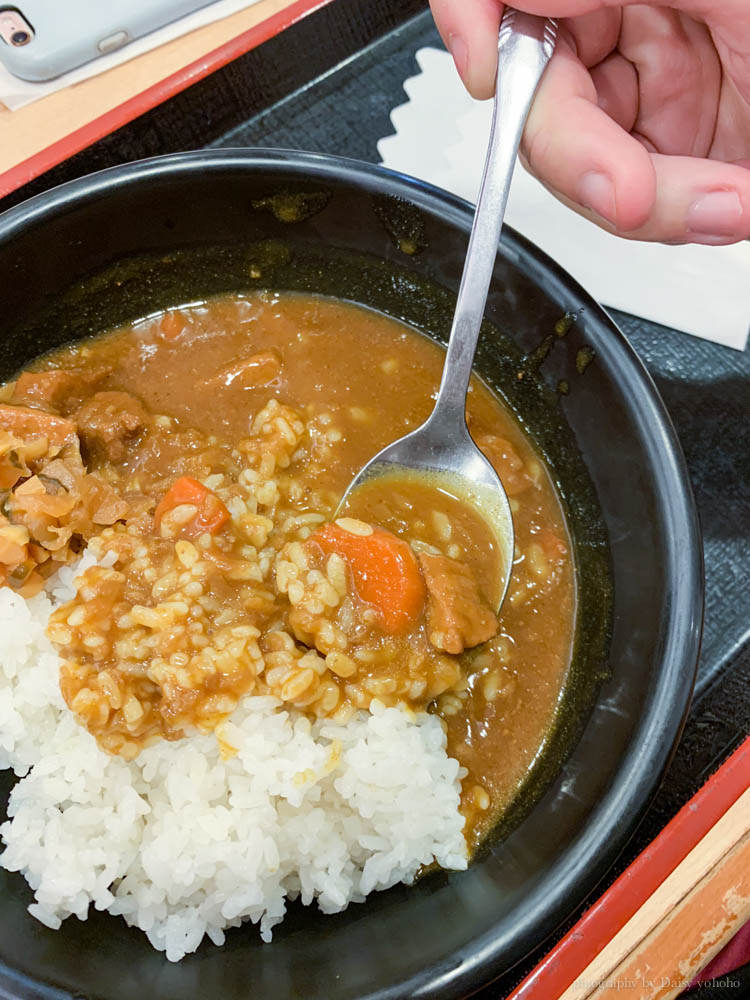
0 150 702 1000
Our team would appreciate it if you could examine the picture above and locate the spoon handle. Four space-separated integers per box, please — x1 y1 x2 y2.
432 11 557 425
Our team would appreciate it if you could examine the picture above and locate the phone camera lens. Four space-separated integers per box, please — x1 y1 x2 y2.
11 30 31 46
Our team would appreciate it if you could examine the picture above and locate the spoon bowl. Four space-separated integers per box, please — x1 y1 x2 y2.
337 8 557 611
337 412 516 611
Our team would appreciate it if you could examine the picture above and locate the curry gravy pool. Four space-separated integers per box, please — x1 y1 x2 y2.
0 291 575 852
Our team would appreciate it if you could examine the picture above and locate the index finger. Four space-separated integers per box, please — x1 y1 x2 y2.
429 0 741 100
429 0 504 100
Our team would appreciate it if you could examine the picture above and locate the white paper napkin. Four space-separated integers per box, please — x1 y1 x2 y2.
378 48 750 351
0 0 260 111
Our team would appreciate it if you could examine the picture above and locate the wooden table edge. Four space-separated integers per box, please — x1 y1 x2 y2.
507 735 750 999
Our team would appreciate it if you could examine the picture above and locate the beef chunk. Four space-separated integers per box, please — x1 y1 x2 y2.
418 552 497 655
200 350 282 390
0 403 77 450
75 391 150 463
13 368 110 414
476 435 534 496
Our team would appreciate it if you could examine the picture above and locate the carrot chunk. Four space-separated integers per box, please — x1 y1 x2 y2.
310 521 425 634
154 476 229 538
159 310 187 341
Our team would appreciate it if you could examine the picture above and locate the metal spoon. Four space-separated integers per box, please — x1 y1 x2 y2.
338 10 557 610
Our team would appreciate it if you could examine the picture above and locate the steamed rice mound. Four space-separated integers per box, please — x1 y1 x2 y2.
0 572 467 962
0 292 579 965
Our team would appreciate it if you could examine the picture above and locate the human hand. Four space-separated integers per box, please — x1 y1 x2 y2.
429 0 750 244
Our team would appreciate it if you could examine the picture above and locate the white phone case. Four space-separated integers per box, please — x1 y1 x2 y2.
0 0 216 82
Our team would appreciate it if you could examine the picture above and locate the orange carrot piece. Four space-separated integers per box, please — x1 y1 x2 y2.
311 523 425 634
159 311 187 341
154 476 229 537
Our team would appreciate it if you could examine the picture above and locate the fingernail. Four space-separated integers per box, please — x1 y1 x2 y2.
447 32 468 81
687 190 742 237
577 172 617 225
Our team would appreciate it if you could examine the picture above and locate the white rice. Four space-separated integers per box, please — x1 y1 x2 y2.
0 558 468 961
